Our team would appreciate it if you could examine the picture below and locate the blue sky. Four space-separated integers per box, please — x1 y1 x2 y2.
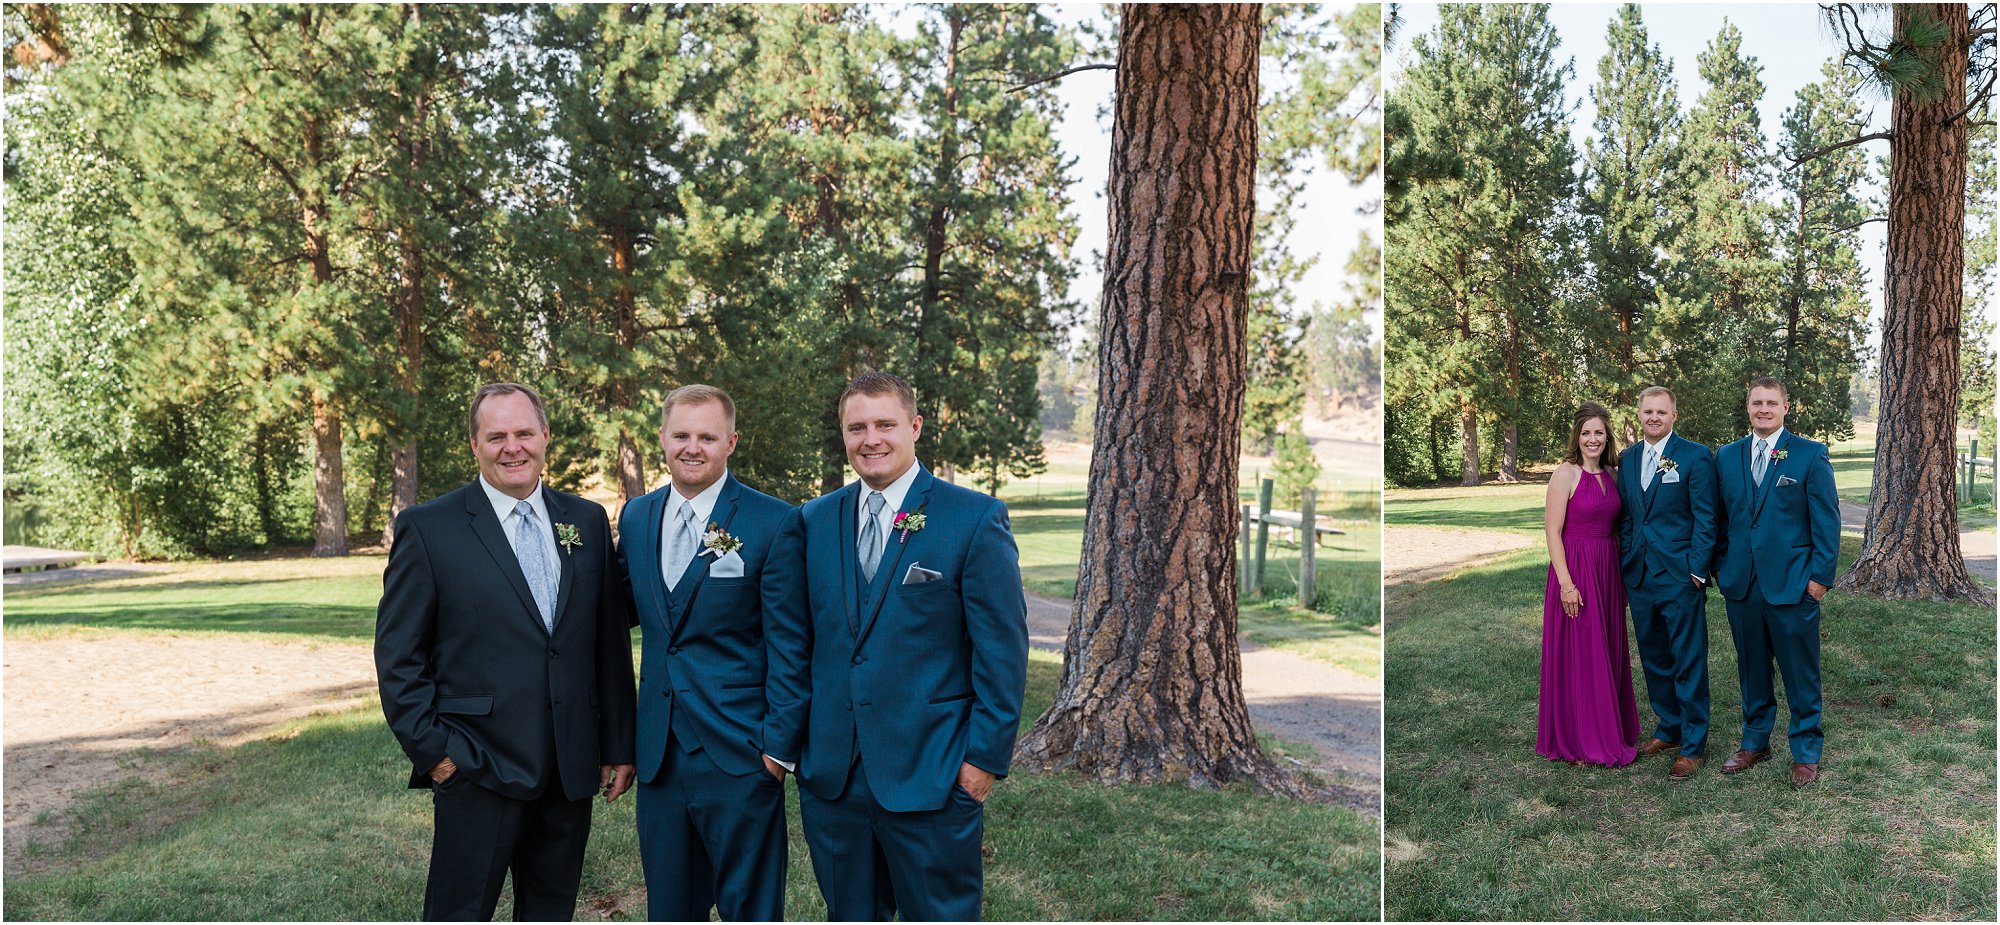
1389 3 1895 356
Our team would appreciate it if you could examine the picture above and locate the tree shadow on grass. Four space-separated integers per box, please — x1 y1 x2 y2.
1384 541 1996 920
9 657 1381 922
5 601 377 640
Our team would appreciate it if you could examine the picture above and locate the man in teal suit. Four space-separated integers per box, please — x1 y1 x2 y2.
1713 377 1839 787
617 385 795 920
1617 385 1719 780
765 371 1030 921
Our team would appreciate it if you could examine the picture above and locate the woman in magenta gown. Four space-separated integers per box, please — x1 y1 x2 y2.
1536 402 1641 767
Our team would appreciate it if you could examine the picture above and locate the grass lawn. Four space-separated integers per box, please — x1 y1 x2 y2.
4 561 1379 921
1384 524 1996 920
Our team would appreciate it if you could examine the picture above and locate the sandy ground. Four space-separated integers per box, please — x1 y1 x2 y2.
1022 593 1381 815
1382 526 1536 588
3 633 376 875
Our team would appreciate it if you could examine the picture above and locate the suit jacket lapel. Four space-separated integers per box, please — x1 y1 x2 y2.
670 477 742 639
544 487 577 634
464 484 546 633
632 490 670 635
855 469 931 650
836 482 862 637
1751 433 1784 521
1642 437 1666 516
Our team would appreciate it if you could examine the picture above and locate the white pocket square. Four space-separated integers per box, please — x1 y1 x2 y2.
903 562 943 585
710 551 745 578
1776 475 1797 487
1661 469 1681 483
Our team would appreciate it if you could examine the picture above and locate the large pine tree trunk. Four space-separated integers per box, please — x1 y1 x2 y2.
386 38 427 547
609 225 647 502
1459 394 1480 486
1015 4 1303 797
311 391 347 557
1841 4 1988 603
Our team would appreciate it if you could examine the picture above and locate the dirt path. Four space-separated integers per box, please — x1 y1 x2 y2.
1383 526 1535 587
3 633 376 875
1022 593 1381 815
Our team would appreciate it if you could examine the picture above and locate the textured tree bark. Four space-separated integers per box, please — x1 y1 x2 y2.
1459 393 1480 486
1014 4 1306 798
386 13 427 547
608 225 647 502
311 391 347 557
303 99 346 558
1841 5 1988 603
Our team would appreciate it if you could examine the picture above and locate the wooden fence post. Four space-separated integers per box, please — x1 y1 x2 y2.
1252 478 1274 597
1298 487 1317 609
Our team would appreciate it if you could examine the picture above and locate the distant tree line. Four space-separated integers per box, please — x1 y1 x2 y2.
5 3 1083 557
1383 3 1994 488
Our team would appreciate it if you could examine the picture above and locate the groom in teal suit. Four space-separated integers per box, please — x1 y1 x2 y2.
765 371 1029 922
1617 385 1719 780
617 385 794 920
1713 377 1839 787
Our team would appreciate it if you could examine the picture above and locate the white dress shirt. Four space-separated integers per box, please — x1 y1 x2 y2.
479 475 559 570
855 460 924 556
662 471 730 585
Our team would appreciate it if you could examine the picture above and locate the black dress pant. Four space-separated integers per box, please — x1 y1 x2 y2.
423 774 593 922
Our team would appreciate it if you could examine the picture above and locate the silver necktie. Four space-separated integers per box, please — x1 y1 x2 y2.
859 491 886 583
1644 445 1659 492
1753 438 1768 487
665 501 698 591
512 500 556 632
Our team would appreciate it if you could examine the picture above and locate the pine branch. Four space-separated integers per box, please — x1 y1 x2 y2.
1830 216 1887 233
1943 66 1998 125
1789 130 1895 166
1008 63 1115 93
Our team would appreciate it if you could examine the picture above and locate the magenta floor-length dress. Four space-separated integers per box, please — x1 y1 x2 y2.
1535 468 1640 767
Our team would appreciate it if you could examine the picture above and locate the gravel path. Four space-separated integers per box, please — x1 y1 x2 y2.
1022 593 1381 814
3 633 376 875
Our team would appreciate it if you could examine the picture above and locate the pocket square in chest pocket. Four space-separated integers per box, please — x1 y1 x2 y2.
1661 469 1681 484
710 551 746 578
903 562 943 585
1776 475 1797 487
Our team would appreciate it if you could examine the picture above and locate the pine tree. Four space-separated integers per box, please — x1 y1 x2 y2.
1384 4 1574 484
1579 4 1680 427
1769 61 1872 442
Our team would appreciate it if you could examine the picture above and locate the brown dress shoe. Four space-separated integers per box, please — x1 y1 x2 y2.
1668 755 1703 780
1790 762 1820 787
1637 738 1679 757
1720 749 1771 774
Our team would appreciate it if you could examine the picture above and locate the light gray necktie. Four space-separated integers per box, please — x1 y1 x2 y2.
859 491 886 583
1753 437 1769 487
1643 445 1659 492
512 500 556 632
665 501 698 592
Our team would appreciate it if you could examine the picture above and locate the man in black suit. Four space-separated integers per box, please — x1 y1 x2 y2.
376 382 638 921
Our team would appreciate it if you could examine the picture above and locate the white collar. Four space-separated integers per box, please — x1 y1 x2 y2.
666 471 731 528
480 475 549 526
1644 432 1675 453
857 460 924 521
1750 426 1787 448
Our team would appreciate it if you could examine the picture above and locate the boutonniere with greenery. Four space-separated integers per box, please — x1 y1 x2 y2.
893 505 927 544
700 523 742 557
1770 448 1788 463
555 523 582 554
1656 456 1678 473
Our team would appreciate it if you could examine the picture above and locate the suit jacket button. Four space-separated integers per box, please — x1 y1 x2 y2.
852 656 864 665
669 646 681 655
548 649 559 658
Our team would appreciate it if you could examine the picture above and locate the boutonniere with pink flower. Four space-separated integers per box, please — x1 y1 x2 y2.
700 523 742 557
893 505 927 544
555 523 582 554
1770 448 1788 463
